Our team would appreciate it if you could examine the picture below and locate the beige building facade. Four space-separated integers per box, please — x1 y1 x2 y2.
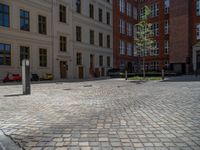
72 0 113 79
0 0 53 80
0 0 113 80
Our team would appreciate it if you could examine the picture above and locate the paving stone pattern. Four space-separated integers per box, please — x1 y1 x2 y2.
0 79 200 150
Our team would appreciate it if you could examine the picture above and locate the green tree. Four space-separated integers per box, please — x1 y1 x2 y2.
135 6 155 78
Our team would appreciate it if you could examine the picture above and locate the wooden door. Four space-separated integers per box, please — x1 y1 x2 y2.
101 68 105 76
60 61 67 79
197 51 200 70
78 66 84 79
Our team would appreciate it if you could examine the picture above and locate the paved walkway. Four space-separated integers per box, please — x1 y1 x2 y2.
0 78 200 150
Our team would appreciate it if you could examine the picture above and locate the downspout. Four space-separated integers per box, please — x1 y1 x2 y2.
51 0 55 79
71 0 75 79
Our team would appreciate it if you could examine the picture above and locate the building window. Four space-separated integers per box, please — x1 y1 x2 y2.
39 48 47 67
60 36 67 52
107 35 110 48
99 33 103 47
164 60 169 69
139 7 145 19
164 40 169 54
20 10 30 31
90 30 94 44
196 0 200 16
127 23 133 37
151 23 159 36
106 12 110 25
98 8 103 22
120 0 125 13
120 40 125 55
107 56 110 67
164 20 169 34
76 52 82 65
20 46 29 65
0 43 11 65
60 5 66 23
126 2 132 17
0 3 9 27
127 43 132 56
120 19 125 34
164 0 170 14
76 0 81 13
76 26 82 42
89 4 94 19
38 15 46 35
197 0 200 16
150 3 159 17
150 61 159 71
150 42 159 56
99 55 103 67
133 6 137 20
196 24 200 40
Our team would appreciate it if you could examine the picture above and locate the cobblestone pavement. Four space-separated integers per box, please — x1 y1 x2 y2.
0 79 200 150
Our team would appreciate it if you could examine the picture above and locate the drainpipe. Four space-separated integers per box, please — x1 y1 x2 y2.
51 0 55 79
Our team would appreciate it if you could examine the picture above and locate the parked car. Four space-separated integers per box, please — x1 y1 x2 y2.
107 68 124 78
3 73 22 83
31 74 39 81
40 73 53 80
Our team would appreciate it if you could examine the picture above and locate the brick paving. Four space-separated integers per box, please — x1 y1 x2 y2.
0 79 200 150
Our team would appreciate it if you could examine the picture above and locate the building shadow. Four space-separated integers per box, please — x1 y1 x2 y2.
161 75 200 82
4 94 24 97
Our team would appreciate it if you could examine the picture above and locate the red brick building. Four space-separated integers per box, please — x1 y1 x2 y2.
113 0 138 72
113 0 200 74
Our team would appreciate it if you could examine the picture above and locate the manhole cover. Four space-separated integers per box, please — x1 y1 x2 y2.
83 85 92 87
63 89 72 91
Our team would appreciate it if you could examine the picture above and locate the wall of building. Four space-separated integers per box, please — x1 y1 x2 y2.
0 0 53 79
52 0 73 80
169 0 190 74
72 0 113 79
113 0 138 72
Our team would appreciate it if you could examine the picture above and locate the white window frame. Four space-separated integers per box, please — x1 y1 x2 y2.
150 3 159 17
127 42 132 56
197 0 200 16
164 0 170 14
197 24 200 40
120 19 125 34
164 40 169 54
120 0 125 13
120 40 125 55
164 20 169 34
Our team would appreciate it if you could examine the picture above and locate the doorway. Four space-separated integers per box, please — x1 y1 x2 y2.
78 66 84 79
60 61 67 79
197 51 200 72
101 68 105 76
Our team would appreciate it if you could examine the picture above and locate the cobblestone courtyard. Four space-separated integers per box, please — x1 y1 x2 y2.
0 79 200 150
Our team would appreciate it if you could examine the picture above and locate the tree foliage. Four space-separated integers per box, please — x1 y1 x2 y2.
135 6 156 78
135 6 155 57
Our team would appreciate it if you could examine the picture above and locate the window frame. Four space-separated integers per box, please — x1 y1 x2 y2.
0 3 9 27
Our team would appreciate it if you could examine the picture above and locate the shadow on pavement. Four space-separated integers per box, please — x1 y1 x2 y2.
4 94 24 97
129 80 147 84
162 75 200 82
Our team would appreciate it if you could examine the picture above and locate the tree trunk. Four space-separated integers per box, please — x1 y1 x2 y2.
143 56 145 78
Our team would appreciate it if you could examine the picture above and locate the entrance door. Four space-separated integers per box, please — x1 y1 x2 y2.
60 61 67 79
78 66 84 79
101 68 105 76
197 51 200 70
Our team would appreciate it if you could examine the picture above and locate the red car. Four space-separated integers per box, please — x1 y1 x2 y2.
3 73 22 83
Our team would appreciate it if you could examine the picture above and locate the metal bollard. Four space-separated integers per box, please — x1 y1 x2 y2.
162 69 165 81
125 70 128 80
22 59 31 95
